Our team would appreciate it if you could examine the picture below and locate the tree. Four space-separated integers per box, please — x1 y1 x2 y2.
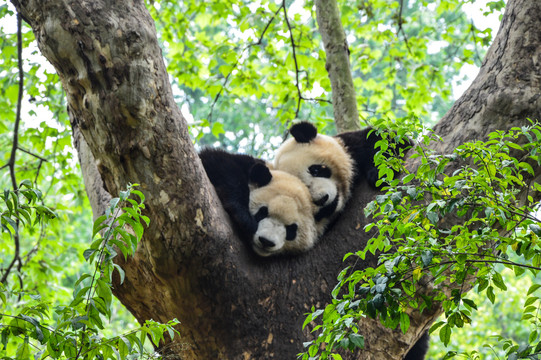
8 0 541 359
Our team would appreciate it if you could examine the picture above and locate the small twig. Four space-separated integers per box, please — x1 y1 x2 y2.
282 0 302 119
1 12 24 285
397 0 413 55
17 146 48 162
9 13 24 190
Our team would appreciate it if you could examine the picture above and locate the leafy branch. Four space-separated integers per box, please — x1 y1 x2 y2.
396 0 413 55
1 12 24 286
301 123 541 359
207 4 283 122
0 185 179 359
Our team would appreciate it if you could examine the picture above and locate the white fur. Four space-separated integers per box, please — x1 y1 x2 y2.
274 133 354 233
296 173 338 208
252 218 287 257
249 170 318 256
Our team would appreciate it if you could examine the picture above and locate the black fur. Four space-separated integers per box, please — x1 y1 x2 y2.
290 122 318 143
335 128 381 187
250 163 273 187
314 195 339 222
404 331 429 360
335 128 412 188
290 122 412 189
199 148 264 239
285 224 298 241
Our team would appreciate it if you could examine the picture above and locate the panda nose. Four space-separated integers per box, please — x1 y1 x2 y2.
258 236 275 248
314 194 329 206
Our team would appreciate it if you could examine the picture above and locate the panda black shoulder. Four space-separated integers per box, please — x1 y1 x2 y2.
334 128 380 185
334 127 378 155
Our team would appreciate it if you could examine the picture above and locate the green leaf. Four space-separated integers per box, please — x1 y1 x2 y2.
429 321 445 334
211 122 225 138
348 333 364 349
402 173 415 184
15 337 30 360
20 315 44 342
487 286 495 304
113 264 126 285
439 324 452 346
83 249 97 261
96 279 113 309
399 312 410 334
529 329 538 344
524 296 538 307
492 272 507 291
530 224 541 236
461 298 477 310
421 250 433 266
92 214 108 238
527 284 541 295
426 210 439 225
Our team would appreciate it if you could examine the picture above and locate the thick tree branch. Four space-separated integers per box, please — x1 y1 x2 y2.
314 0 360 132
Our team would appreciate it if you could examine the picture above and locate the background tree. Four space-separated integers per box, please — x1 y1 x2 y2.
2 0 540 359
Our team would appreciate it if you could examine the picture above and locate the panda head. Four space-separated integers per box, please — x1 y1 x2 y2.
248 163 318 257
274 122 355 227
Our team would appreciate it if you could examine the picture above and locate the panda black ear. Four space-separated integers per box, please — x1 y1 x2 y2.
250 163 273 187
289 121 317 143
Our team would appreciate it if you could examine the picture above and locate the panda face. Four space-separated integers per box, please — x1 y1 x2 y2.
251 204 300 257
274 133 354 228
249 166 318 257
302 164 337 207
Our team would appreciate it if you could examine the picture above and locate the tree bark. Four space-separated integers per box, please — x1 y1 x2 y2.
314 0 361 132
10 0 541 359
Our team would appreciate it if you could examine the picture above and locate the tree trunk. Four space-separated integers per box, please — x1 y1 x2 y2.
10 0 541 359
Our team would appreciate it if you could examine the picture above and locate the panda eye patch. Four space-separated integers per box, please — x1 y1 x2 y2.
308 164 332 178
254 206 268 222
285 223 298 241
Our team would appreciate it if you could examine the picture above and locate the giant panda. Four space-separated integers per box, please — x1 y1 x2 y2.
274 121 411 232
274 123 425 358
199 148 318 257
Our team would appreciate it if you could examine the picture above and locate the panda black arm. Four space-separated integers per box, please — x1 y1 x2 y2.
198 148 263 239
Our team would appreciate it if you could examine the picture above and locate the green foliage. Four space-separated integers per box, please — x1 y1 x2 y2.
428 266 541 359
0 184 179 359
148 0 496 155
301 123 541 359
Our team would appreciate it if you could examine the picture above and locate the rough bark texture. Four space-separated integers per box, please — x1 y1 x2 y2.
314 0 361 132
10 0 541 359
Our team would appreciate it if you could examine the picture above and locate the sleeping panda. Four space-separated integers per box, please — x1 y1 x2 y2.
199 148 317 257
274 121 411 232
273 123 425 358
